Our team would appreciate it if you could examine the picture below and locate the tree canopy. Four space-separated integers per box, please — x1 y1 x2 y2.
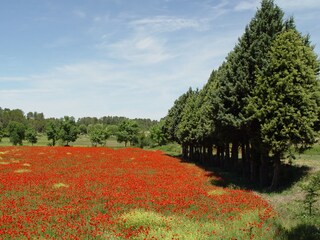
163 0 320 189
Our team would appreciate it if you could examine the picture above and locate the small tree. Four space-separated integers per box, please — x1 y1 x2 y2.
59 116 79 146
7 121 26 146
300 172 320 216
46 119 61 146
78 124 88 135
116 120 139 147
150 121 167 146
88 124 110 147
0 124 4 142
26 127 38 146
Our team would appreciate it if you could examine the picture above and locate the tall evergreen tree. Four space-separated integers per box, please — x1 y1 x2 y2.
163 88 194 145
247 29 320 189
220 0 286 181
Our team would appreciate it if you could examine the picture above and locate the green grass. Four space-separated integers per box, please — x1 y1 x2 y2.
260 145 320 239
0 135 125 148
147 143 182 156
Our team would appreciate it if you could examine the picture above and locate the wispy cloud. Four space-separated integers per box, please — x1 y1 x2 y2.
130 16 203 33
277 0 320 10
0 77 29 82
233 0 320 12
234 1 259 12
99 35 174 64
73 9 87 18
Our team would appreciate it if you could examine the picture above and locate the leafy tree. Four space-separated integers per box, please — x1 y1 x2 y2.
116 120 139 147
133 132 152 149
78 124 88 135
46 119 61 146
107 125 119 136
7 121 26 146
59 116 79 146
27 112 46 133
25 127 38 146
150 121 167 146
247 29 320 189
88 124 110 147
0 124 4 142
0 108 26 129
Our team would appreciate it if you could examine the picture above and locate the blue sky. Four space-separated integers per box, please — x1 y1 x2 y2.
0 0 319 120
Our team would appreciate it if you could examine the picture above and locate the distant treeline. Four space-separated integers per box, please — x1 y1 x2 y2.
0 107 157 131
0 107 160 147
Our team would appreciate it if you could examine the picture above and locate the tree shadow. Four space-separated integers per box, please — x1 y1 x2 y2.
283 223 320 240
167 154 311 193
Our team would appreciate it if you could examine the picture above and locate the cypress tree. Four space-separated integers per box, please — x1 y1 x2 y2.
247 29 320 189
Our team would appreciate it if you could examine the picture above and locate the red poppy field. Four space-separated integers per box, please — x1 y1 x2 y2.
0 146 278 239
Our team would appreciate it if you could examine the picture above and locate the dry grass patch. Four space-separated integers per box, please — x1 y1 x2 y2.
14 169 31 173
0 161 10 165
207 188 227 196
53 183 69 189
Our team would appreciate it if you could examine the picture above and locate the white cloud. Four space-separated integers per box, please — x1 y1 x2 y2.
0 77 28 82
73 9 86 18
233 0 320 12
99 35 174 64
277 0 320 10
130 16 203 33
234 1 259 12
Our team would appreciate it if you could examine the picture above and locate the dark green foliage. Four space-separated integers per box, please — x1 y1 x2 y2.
59 116 79 146
78 124 88 135
46 119 61 146
26 112 46 133
163 0 320 189
25 127 38 145
163 88 193 143
116 120 139 147
0 124 4 142
300 172 320 216
0 108 26 129
77 116 157 131
248 29 320 154
7 121 26 146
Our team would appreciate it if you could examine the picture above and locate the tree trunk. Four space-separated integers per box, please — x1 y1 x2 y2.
231 141 239 169
216 145 221 167
270 152 281 190
225 143 230 169
250 147 259 182
259 151 268 188
190 145 194 161
220 145 225 167
241 142 247 177
208 145 213 164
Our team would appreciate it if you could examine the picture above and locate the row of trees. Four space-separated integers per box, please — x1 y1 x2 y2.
162 0 320 189
0 108 162 147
